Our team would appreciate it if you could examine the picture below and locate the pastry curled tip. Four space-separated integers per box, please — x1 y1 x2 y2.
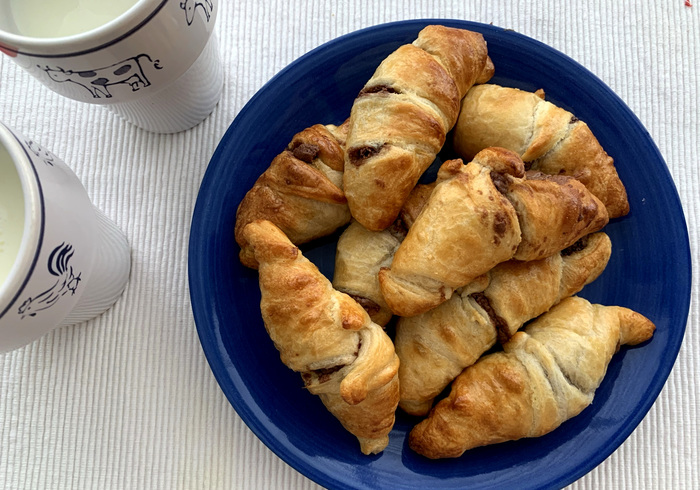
471 147 526 178
241 220 300 262
615 307 656 346
378 267 451 317
437 148 525 183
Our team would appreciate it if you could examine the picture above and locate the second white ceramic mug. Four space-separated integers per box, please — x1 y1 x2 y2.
0 121 131 353
0 0 223 133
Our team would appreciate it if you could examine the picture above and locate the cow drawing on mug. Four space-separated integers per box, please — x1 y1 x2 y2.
18 243 82 320
180 0 213 25
38 54 163 99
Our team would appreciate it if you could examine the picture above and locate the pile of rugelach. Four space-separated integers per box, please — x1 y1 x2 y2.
234 25 655 458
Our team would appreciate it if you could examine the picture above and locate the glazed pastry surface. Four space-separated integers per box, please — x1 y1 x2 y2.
235 122 351 268
378 148 525 317
396 232 612 416
242 220 400 454
344 25 495 231
453 84 629 217
408 296 655 458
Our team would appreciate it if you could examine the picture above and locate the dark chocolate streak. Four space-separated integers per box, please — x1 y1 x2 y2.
349 294 382 316
490 171 510 195
291 143 320 163
302 339 362 386
315 365 344 384
358 84 401 97
348 144 385 166
471 292 511 344
561 235 590 256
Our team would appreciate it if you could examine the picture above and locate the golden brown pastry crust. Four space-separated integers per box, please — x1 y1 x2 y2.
344 26 494 231
395 277 493 416
395 232 611 416
483 232 612 342
505 171 609 261
453 84 629 218
399 182 437 229
378 149 524 317
242 219 399 455
235 123 352 268
332 220 406 327
408 296 655 459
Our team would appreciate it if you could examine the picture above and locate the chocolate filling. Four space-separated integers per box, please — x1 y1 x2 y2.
358 84 401 97
349 294 382 316
291 142 320 163
303 338 362 386
471 292 511 344
569 115 580 124
490 171 510 194
561 235 590 256
313 365 345 384
348 144 385 166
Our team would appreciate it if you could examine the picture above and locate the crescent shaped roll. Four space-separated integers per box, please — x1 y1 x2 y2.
452 84 629 218
235 122 352 268
332 220 407 327
242 220 400 455
396 232 612 416
505 171 609 261
408 296 655 459
344 25 495 231
378 148 525 317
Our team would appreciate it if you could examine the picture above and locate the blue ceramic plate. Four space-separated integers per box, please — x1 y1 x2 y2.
188 19 691 490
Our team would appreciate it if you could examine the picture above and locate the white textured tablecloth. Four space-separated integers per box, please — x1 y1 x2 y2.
1 1 698 489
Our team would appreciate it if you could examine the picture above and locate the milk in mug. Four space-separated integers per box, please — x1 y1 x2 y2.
0 143 24 288
8 0 139 38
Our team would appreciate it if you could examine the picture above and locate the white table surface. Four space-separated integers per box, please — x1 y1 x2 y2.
1 1 698 489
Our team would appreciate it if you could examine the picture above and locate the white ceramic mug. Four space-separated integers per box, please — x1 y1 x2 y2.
0 0 222 133
0 121 131 353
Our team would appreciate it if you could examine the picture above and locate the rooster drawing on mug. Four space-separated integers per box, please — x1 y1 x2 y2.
17 242 82 319
180 0 213 25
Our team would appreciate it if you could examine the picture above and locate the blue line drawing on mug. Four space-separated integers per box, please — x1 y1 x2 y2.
37 54 163 99
180 0 213 25
18 242 82 319
25 140 55 166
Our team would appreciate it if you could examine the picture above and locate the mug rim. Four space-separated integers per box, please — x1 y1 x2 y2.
0 123 43 320
0 0 167 58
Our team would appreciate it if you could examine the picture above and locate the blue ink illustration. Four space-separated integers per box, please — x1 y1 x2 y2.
38 54 163 99
18 242 82 319
180 0 213 25
25 140 55 166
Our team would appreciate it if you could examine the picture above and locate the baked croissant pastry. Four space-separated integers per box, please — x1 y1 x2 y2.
242 219 400 455
332 220 407 327
400 171 607 264
483 232 612 342
344 25 495 231
399 182 437 229
379 147 611 317
378 148 525 317
505 170 609 261
452 84 629 218
332 181 446 325
408 296 655 459
396 232 612 416
235 122 352 268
